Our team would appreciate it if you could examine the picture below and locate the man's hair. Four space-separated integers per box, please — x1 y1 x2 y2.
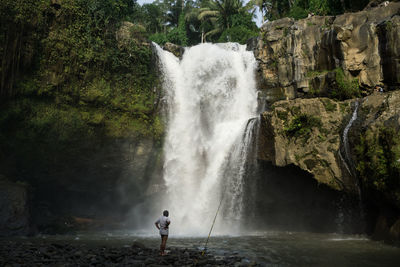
163 210 169 217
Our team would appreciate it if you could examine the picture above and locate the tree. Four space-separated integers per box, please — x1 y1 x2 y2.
141 3 164 33
197 0 245 40
0 0 49 100
260 0 368 21
167 13 189 45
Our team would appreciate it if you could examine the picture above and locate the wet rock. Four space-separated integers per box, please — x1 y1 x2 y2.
0 240 258 266
131 241 146 250
163 42 185 58
0 178 32 236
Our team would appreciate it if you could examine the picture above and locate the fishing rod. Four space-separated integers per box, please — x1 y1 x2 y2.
201 193 225 256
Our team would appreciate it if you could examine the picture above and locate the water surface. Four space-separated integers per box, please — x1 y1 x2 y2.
16 231 400 266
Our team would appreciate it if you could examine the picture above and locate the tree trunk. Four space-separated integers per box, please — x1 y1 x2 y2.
1 28 10 98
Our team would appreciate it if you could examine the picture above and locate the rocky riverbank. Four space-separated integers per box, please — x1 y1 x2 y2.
0 240 255 266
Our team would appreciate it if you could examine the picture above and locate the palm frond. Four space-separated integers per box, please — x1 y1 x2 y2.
198 10 219 20
204 27 222 38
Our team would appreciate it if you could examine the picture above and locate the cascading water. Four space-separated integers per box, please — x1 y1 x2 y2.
155 43 258 235
222 117 260 227
338 100 365 232
342 101 359 177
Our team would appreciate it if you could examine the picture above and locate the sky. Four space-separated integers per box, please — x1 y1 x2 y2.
137 0 263 27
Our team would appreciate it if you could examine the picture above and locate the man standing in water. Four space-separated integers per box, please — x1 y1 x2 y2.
155 210 170 256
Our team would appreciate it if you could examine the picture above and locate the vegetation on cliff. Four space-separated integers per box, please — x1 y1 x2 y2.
260 0 371 21
356 126 400 208
284 113 322 141
0 0 163 185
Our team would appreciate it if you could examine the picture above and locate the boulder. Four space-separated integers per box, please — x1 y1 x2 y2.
162 42 184 58
372 215 400 245
0 177 32 236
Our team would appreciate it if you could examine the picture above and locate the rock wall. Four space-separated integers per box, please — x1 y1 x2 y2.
252 2 400 103
258 89 400 242
253 2 400 242
259 89 400 189
0 177 32 236
258 97 356 191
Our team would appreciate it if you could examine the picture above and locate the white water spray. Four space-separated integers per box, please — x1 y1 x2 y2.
155 43 258 235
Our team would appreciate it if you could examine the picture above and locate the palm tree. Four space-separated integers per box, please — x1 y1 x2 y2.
197 0 244 41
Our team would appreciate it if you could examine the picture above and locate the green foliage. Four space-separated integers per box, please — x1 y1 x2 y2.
140 3 164 33
386 20 393 32
1 0 162 142
149 33 169 45
330 68 360 100
167 13 188 46
309 0 330 15
0 0 50 98
125 0 261 45
321 98 337 112
231 13 258 31
284 113 322 140
306 70 328 78
195 0 256 42
288 5 308 20
356 127 400 207
264 0 368 21
218 26 258 44
276 110 288 121
308 86 321 97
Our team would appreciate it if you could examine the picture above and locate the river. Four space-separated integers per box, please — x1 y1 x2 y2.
11 231 400 266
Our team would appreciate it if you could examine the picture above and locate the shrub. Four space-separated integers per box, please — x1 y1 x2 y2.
356 127 400 207
284 113 322 140
321 98 337 112
276 110 288 121
330 68 360 100
218 26 258 44
149 33 168 45
288 6 308 20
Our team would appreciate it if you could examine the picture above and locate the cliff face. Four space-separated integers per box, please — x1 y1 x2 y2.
254 3 400 243
259 97 355 191
259 91 400 191
252 2 400 103
258 90 400 242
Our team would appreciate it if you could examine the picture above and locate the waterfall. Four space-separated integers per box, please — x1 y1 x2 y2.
342 101 359 177
222 117 260 224
339 100 365 233
155 43 258 235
